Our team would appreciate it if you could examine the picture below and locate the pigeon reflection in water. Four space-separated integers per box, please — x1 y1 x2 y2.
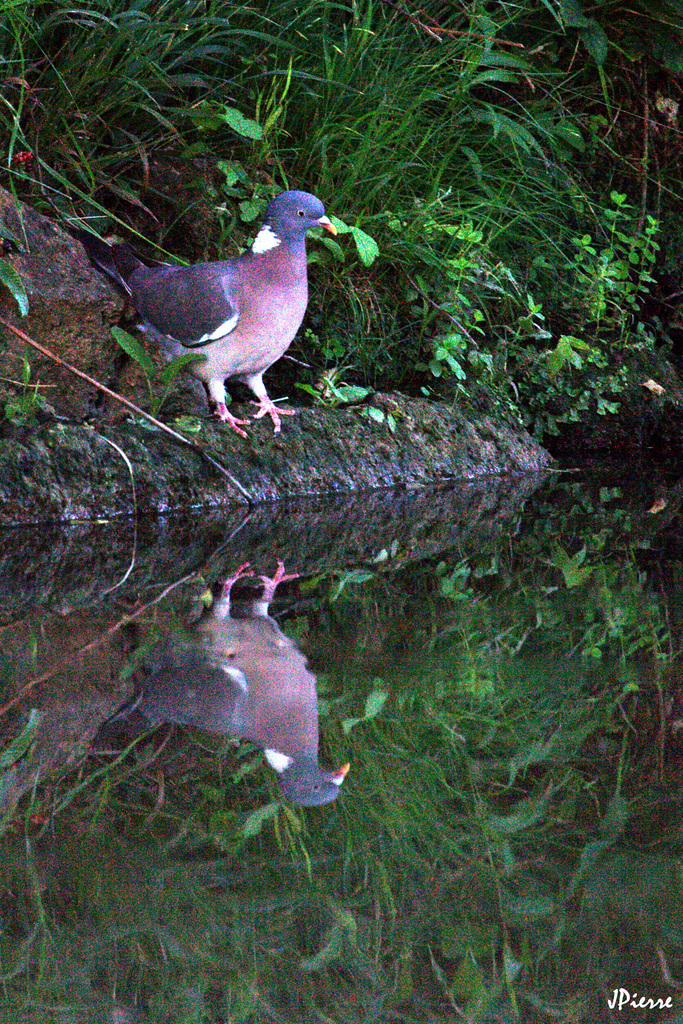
133 562 349 806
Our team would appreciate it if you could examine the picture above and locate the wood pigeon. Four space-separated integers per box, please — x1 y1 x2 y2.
77 191 337 435
106 562 349 806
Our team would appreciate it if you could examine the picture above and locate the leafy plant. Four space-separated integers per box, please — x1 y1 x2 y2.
296 370 370 408
569 192 660 341
111 326 202 417
1 0 681 446
0 258 28 317
2 355 53 424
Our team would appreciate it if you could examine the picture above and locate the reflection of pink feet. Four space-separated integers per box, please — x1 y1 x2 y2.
220 562 254 597
214 562 254 619
259 560 299 601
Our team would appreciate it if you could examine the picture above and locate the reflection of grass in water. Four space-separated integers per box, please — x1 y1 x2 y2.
1 662 680 1021
1 521 681 1022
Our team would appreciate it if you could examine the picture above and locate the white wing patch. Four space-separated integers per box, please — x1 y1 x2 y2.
264 748 293 773
220 664 249 691
196 311 239 343
251 224 281 254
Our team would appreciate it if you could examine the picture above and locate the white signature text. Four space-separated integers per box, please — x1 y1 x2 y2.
607 988 673 1011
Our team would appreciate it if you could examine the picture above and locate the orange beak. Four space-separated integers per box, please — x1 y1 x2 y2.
333 762 350 785
318 215 337 236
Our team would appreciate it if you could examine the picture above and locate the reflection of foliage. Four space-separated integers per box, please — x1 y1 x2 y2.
0 474 683 1020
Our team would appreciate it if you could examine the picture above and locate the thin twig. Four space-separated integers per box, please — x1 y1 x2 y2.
381 0 525 48
0 570 200 718
95 433 138 598
0 317 252 501
638 69 649 235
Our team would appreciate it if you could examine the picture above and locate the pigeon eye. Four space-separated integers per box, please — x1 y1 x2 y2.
297 209 306 217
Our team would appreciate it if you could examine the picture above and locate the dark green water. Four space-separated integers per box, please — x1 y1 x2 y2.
1 466 682 1023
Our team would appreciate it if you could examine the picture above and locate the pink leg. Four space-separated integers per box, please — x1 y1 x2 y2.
221 561 255 592
213 562 255 618
251 396 296 434
207 378 250 437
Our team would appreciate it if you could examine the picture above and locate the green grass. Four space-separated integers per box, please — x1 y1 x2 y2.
2 0 683 439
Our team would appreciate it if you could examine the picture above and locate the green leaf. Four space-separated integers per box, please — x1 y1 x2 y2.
111 327 155 376
553 122 585 152
0 710 42 770
461 145 483 182
549 544 593 588
186 101 227 130
217 160 249 187
471 69 519 87
482 790 550 835
600 793 629 839
547 334 590 374
560 0 591 28
241 801 280 838
173 414 203 433
314 236 345 262
504 895 555 922
364 690 388 718
187 103 263 139
329 216 352 236
222 106 263 140
329 384 370 404
343 687 388 734
331 568 376 602
294 382 319 399
365 406 385 423
239 200 261 222
473 106 546 156
350 225 379 266
300 915 355 972
0 259 28 316
156 352 203 385
580 20 609 66
663 38 683 74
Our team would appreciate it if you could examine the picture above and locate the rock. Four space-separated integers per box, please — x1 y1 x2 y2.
0 186 125 417
0 393 552 523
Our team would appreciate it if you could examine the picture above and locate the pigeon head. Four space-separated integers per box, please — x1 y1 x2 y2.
255 190 337 250
265 751 350 807
278 757 352 802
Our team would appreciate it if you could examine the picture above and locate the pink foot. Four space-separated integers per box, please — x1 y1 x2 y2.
215 401 250 437
251 397 296 434
219 561 255 597
259 559 300 601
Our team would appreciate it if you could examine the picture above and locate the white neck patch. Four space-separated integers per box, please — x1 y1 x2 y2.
251 224 281 254
264 748 293 773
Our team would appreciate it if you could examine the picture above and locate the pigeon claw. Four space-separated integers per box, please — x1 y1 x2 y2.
251 397 296 434
215 402 250 437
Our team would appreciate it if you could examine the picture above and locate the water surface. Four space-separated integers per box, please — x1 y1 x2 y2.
0 467 681 1023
